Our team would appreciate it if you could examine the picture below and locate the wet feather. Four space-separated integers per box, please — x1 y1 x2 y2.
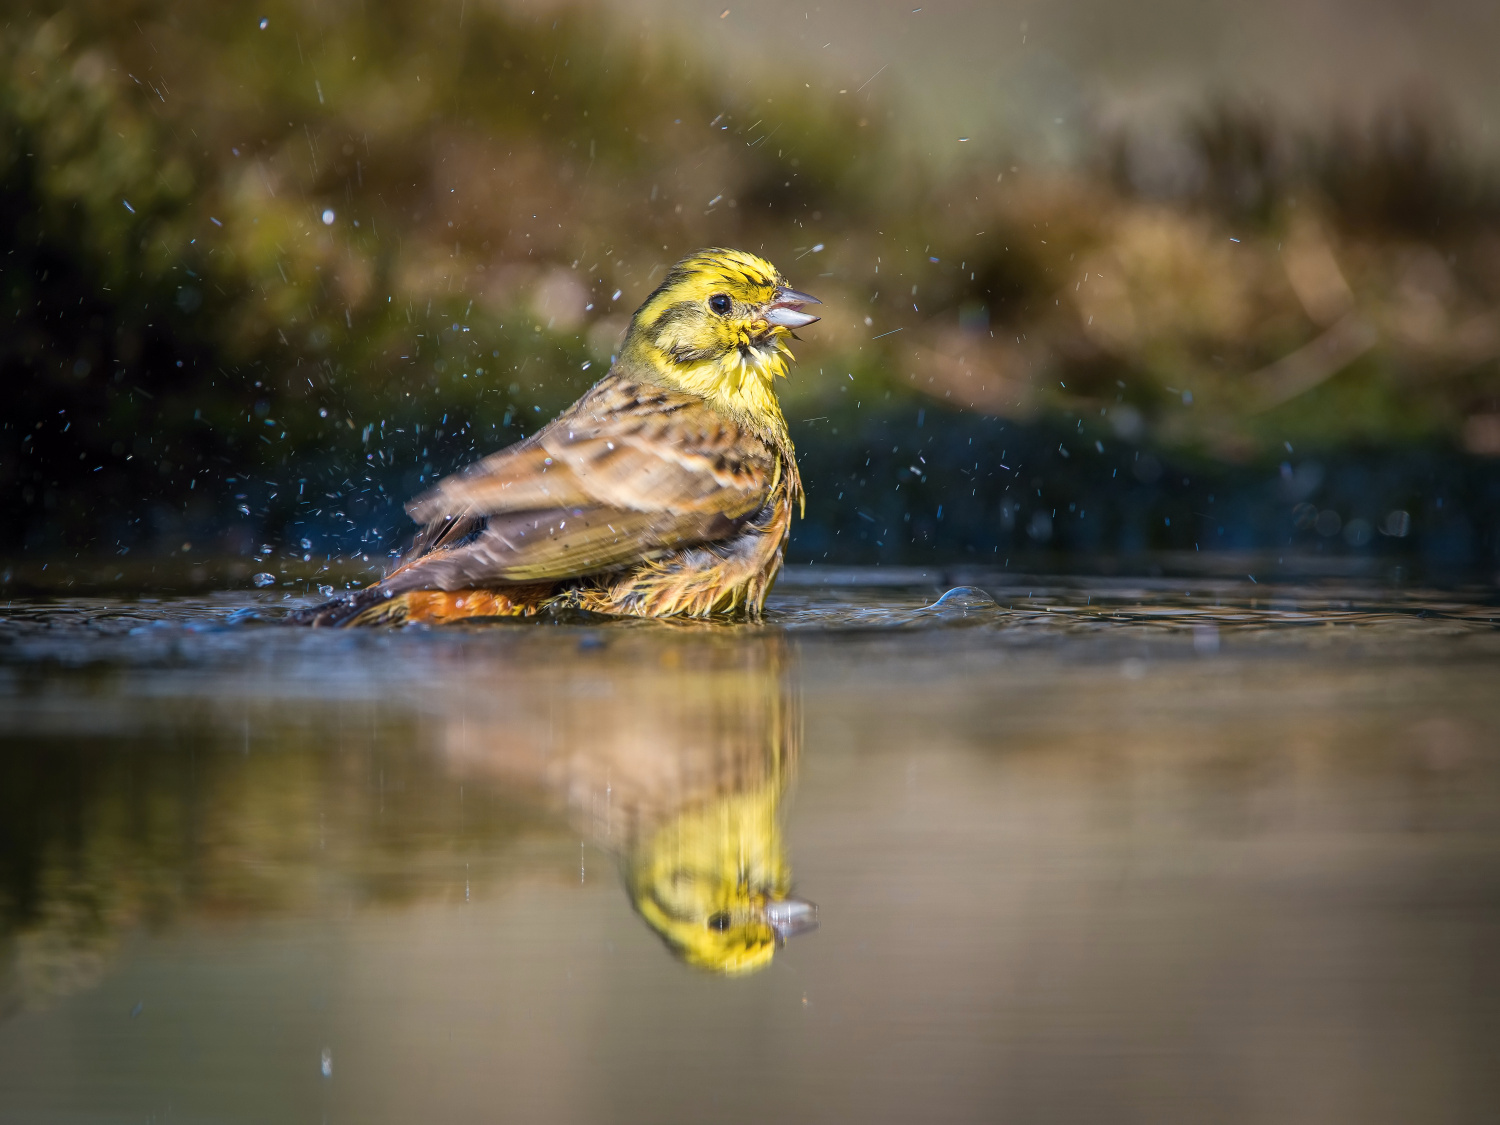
296 248 817 626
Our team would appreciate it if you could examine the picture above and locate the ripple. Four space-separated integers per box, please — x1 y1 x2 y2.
0 574 1497 673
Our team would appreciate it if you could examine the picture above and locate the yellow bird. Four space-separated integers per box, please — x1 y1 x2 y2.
299 248 819 626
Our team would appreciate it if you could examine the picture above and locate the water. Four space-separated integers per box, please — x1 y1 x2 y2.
3 572 1500 1123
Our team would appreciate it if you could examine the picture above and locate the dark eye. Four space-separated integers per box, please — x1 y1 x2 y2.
708 293 732 315
706 912 732 931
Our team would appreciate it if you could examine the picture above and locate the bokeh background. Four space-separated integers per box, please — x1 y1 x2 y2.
5 0 1500 582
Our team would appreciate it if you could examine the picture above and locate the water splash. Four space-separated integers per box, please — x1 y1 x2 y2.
920 586 1001 616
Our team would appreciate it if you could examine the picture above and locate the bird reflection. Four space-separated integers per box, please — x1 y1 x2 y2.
625 761 816 974
440 633 815 974
0 635 816 1014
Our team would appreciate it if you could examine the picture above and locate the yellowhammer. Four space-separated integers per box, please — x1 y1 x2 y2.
298 248 819 626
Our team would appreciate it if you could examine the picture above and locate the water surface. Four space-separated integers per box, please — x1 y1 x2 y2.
2 574 1499 1123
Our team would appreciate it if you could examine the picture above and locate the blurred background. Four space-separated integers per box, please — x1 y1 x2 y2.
5 0 1500 582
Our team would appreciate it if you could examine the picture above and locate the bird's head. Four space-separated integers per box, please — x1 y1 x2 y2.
625 785 817 975
619 247 820 429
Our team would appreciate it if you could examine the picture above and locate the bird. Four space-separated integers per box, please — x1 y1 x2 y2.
296 248 820 626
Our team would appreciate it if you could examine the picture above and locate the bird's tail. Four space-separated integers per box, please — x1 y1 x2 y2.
287 585 413 627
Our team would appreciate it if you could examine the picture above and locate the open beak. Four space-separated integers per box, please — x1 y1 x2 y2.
765 896 819 943
763 286 822 329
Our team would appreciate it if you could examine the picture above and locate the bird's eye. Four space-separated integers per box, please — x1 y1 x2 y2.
706 911 732 931
708 293 732 315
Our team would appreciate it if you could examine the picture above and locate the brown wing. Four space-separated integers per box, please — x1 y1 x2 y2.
384 375 776 591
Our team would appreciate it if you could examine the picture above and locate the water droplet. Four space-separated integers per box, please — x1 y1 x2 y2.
322 209 335 225
252 572 275 587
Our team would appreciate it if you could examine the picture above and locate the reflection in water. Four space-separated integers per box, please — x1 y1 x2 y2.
612 664 815 974
3 587 1500 1121
627 783 812 974
0 632 815 1014
439 635 814 973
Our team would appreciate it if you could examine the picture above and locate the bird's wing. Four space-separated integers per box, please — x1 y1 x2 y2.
389 376 776 589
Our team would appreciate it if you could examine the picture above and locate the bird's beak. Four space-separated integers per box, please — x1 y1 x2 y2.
765 896 819 943
763 286 822 329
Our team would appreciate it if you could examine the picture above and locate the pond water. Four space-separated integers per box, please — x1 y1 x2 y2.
2 571 1499 1124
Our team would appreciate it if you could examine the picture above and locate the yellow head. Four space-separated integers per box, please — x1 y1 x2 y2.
625 786 817 975
619 248 820 431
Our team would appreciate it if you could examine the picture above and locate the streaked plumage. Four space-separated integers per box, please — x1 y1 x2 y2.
297 248 818 625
